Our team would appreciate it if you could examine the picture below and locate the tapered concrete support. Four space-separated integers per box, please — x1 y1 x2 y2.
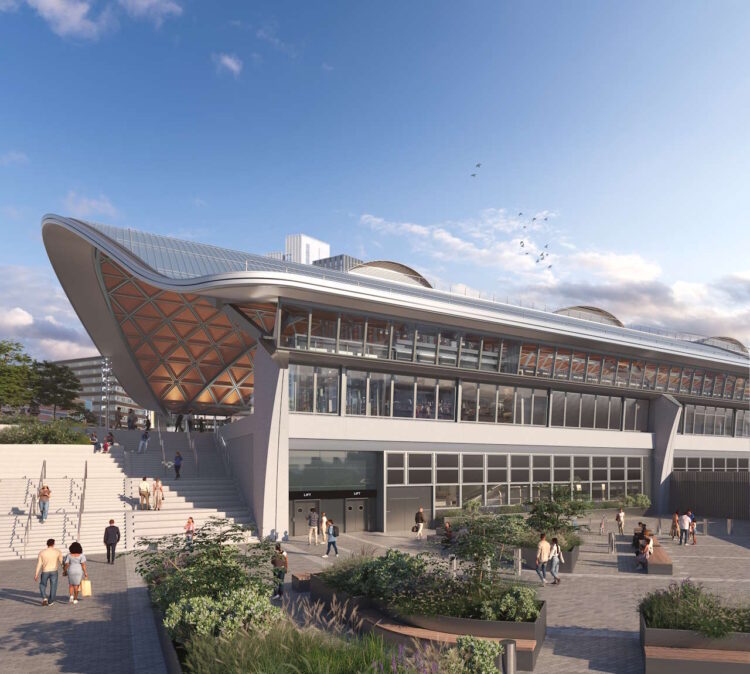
649 394 682 515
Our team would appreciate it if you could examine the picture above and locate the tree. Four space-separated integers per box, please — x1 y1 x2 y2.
33 361 82 420
0 340 34 410
525 496 589 538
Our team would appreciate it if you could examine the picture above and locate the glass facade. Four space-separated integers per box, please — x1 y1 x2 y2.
290 450 378 490
386 451 645 507
678 404 748 437
279 304 747 402
673 456 749 472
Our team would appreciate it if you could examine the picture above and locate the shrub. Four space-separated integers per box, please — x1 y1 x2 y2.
164 585 282 642
496 586 540 622
0 420 90 444
456 636 503 674
525 497 588 539
640 581 750 638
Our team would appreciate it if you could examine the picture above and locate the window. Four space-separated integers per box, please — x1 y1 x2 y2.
487 454 507 482
636 399 649 432
624 398 637 431
713 373 725 398
655 365 668 391
702 372 714 397
481 338 501 371
573 456 590 482
554 455 571 482
532 389 548 426
519 344 538 375
680 368 694 394
339 315 364 356
436 454 459 484
668 367 681 393
609 397 622 430
280 306 309 349
478 383 497 423
550 390 565 427
510 454 530 483
462 454 484 483
592 457 608 481
462 484 484 507
438 331 459 366
289 364 314 412
368 372 391 417
691 369 705 396
554 349 571 380
387 453 404 485
537 347 554 377
366 318 390 359
616 359 630 386
693 406 705 435
497 386 514 423
581 393 596 428
515 387 533 425
673 457 687 471
415 377 437 419
643 363 656 390
408 453 432 484
500 340 520 374
586 356 601 383
435 485 459 508
724 375 736 399
533 455 551 482
683 404 694 434
309 311 338 353
735 377 746 401
565 392 581 428
393 375 415 417
486 484 508 506
571 353 587 382
415 327 438 364
509 484 530 505
601 357 616 384
595 396 609 429
391 323 414 361
346 370 367 415
459 335 481 369
610 456 625 481
316 367 339 414
461 381 478 421
438 380 456 420
630 361 644 388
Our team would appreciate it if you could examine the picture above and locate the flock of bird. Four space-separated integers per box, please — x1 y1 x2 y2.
470 162 553 269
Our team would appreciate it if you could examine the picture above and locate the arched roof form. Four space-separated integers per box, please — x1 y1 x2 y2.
554 305 624 328
349 260 432 288
698 336 749 355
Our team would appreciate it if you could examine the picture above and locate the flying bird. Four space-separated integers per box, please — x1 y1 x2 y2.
547 264 552 269
520 241 525 247
518 211 523 216
475 163 481 168
470 173 477 177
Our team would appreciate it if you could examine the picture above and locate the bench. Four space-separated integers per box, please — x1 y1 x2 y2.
644 646 750 673
645 537 672 575
359 608 539 671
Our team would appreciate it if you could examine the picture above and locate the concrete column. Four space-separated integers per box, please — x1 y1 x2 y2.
649 394 682 515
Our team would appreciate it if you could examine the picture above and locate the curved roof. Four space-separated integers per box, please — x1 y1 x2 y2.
698 336 749 355
554 306 624 327
349 260 432 288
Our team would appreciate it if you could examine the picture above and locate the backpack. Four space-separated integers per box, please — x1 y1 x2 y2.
615 513 621 523
332 525 340 537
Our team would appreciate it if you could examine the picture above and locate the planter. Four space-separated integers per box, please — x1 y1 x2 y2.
520 545 580 573
292 573 311 592
640 613 750 674
309 574 371 616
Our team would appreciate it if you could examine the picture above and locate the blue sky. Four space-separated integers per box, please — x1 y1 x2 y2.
0 1 749 359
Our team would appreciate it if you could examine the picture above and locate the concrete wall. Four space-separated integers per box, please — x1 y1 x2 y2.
648 394 682 515
219 349 289 539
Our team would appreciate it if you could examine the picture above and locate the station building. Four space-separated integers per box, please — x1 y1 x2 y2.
43 215 750 537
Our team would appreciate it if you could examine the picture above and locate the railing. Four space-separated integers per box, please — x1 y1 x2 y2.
157 418 167 476
213 424 231 478
22 494 37 558
186 424 199 477
76 460 88 542
37 459 46 495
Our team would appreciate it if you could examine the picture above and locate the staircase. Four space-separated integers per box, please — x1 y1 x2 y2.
0 430 255 560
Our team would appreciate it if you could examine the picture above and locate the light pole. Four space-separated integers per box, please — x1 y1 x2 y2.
101 358 112 434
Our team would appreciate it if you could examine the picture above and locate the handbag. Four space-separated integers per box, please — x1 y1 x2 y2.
80 579 92 597
411 525 418 533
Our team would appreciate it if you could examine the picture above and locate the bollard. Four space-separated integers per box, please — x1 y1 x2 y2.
727 518 733 536
656 518 662 536
701 519 708 537
498 639 517 674
513 548 522 576
450 555 457 578
608 531 615 554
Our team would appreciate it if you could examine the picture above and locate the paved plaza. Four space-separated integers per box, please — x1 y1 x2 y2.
0 516 748 673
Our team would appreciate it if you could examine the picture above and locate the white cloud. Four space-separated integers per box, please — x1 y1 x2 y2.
25 0 115 40
568 251 662 283
255 22 296 57
0 150 29 166
63 190 119 219
0 0 20 10
117 0 181 26
321 62 333 72
191 197 207 207
212 52 243 77
0 306 34 329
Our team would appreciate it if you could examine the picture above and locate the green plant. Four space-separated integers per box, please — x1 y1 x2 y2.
496 586 540 622
456 636 503 674
525 497 588 538
0 420 90 444
640 581 750 638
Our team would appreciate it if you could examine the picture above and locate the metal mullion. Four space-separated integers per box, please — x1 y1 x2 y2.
388 324 394 360
435 331 441 366
456 334 463 368
494 386 499 423
434 381 439 420
597 356 603 384
306 311 312 349
626 360 634 389
339 368 346 417
497 339 503 373
552 347 559 378
411 328 418 362
362 319 368 355
413 379 417 419
389 375 394 417
478 338 484 369
365 372 370 417
313 369 318 414
335 315 341 353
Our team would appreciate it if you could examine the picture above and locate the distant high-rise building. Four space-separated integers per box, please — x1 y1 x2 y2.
265 251 285 261
284 234 330 265
312 254 363 272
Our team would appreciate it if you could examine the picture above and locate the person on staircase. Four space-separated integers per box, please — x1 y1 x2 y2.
174 451 183 479
103 519 120 565
127 408 137 430
115 407 123 429
38 484 51 523
139 477 151 510
153 478 164 511
137 429 150 454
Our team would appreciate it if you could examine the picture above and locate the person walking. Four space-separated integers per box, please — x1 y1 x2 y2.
103 519 120 565
414 506 425 540
127 408 137 430
320 511 328 545
144 417 151 431
689 518 697 545
90 432 101 453
174 452 183 479
184 517 195 548
678 511 691 545
322 519 338 558
35 538 63 606
152 478 164 511
174 413 183 432
671 511 680 541
271 542 288 600
37 484 51 523
138 477 151 510
115 406 123 429
616 507 625 536
137 430 149 454
307 508 319 545
536 533 551 585
549 537 565 585
63 542 88 604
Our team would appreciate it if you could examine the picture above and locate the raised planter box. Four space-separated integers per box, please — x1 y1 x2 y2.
640 613 750 674
521 544 580 574
292 573 311 592
309 574 371 616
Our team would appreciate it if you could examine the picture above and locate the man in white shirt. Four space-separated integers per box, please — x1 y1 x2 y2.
536 533 551 584
678 512 691 545
139 477 151 510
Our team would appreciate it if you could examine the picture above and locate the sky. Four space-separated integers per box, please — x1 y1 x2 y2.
0 1 749 360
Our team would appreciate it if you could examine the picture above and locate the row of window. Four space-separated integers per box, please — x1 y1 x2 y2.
673 456 749 471
386 452 644 507
289 365 652 432
677 405 750 438
279 305 748 401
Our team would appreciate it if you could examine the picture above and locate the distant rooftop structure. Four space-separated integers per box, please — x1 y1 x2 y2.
285 233 330 265
555 306 624 328
349 260 433 288
312 254 363 273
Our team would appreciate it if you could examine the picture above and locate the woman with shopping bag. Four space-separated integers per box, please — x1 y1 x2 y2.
63 542 89 605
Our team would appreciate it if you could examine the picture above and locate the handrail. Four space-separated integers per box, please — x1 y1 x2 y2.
77 460 88 542
186 423 198 477
37 459 46 494
23 494 36 558
157 416 167 476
